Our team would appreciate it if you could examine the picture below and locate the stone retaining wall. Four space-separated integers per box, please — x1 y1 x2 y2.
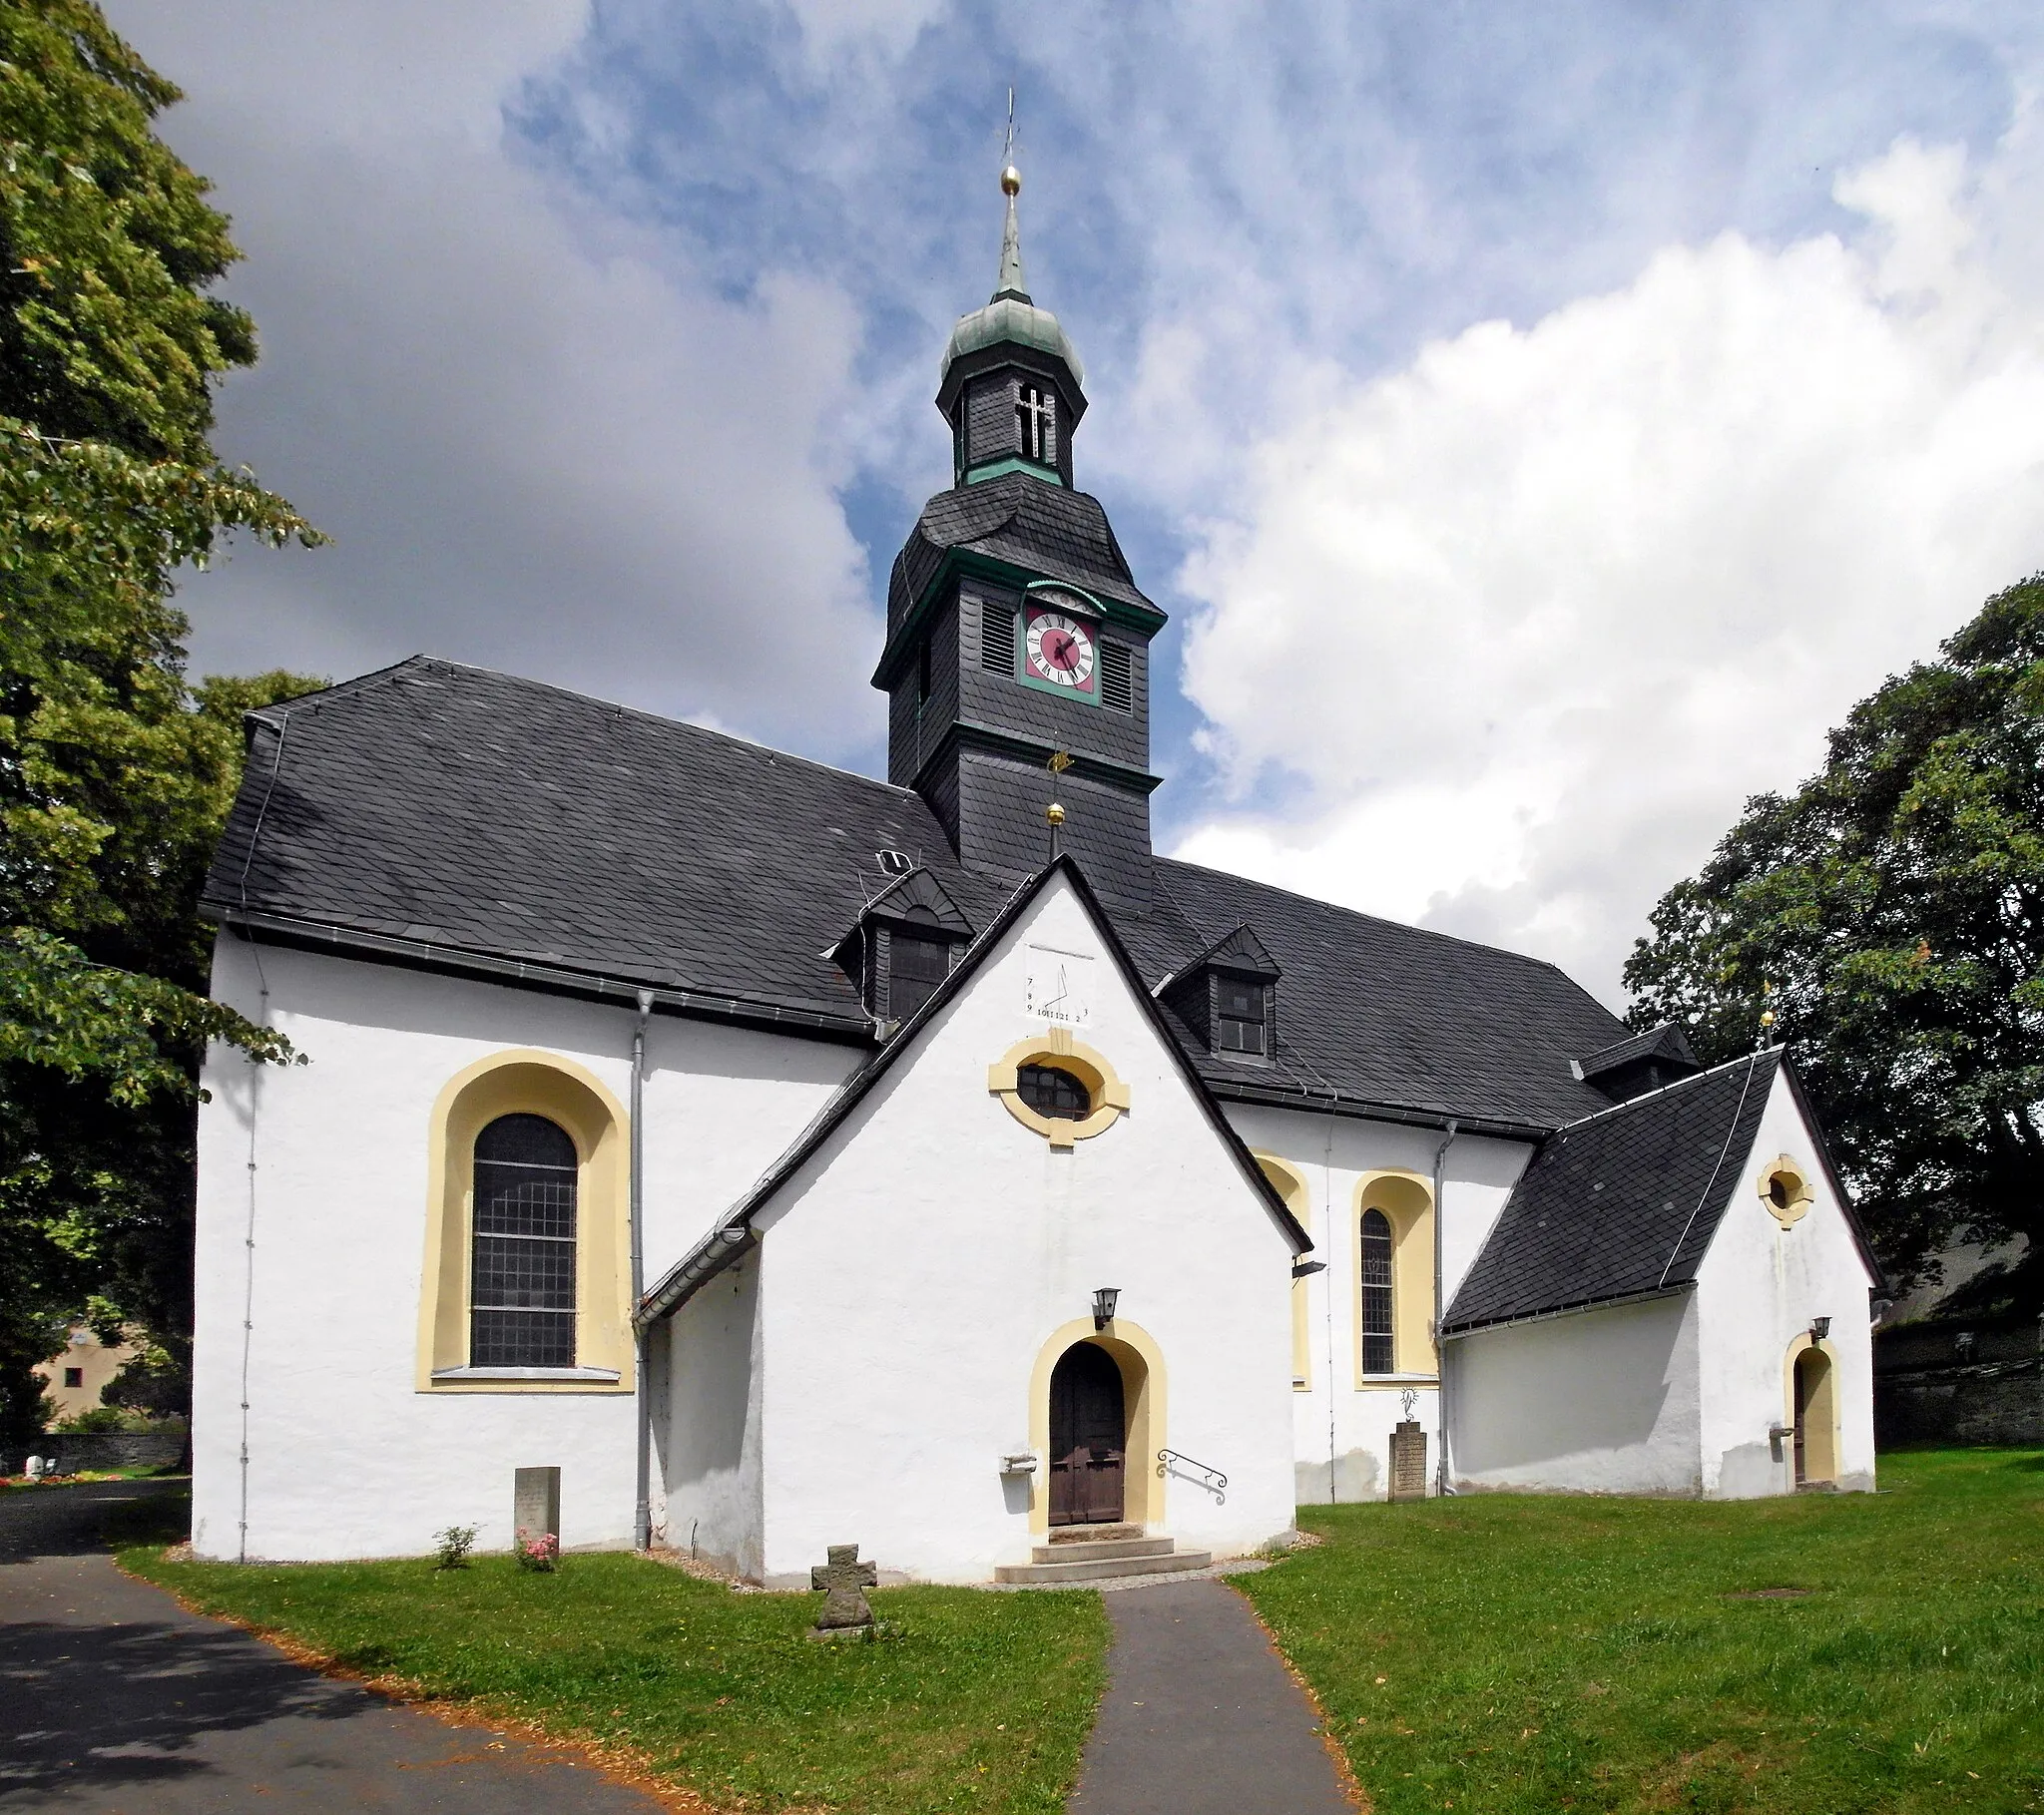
2 1431 185 1476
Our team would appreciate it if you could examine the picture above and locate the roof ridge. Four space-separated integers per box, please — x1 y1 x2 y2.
1153 852 1626 1008
1552 1046 1780 1134
282 655 924 802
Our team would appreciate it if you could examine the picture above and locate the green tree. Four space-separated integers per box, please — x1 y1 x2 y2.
1625 576 2044 1305
0 0 323 1441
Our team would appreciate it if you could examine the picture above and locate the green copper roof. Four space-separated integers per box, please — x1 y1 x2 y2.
939 189 1084 388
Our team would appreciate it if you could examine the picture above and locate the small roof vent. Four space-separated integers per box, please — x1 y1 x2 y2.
876 849 914 877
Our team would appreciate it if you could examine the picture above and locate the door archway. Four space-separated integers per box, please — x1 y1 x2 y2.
1028 1319 1166 1534
1789 1341 1838 1487
1048 1342 1127 1526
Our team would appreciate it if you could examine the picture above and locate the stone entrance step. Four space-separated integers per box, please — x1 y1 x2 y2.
1032 1535 1175 1565
1047 1522 1142 1546
995 1534 1213 1586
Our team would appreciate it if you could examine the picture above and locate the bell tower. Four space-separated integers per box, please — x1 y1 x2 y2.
872 164 1167 903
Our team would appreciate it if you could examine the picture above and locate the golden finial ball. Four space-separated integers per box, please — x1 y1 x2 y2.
1001 165 1022 196
1046 801 1065 825
1760 1009 1777 1028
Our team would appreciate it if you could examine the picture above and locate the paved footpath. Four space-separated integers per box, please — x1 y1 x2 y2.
1067 1577 1356 1814
0 1479 664 1813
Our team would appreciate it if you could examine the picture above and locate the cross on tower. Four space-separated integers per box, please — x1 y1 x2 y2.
1016 384 1053 463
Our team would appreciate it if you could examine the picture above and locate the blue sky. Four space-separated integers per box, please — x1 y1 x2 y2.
110 2 2044 999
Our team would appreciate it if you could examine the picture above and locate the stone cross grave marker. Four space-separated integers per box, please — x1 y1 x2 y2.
809 1544 878 1636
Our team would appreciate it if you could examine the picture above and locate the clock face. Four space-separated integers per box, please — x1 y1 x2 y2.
1024 606 1097 692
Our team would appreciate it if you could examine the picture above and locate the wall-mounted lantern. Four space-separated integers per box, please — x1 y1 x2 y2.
1093 1286 1120 1329
1809 1315 1830 1342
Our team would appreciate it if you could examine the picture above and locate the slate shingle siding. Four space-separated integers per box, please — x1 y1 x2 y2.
1442 1051 1782 1334
206 659 1638 1129
885 474 1155 633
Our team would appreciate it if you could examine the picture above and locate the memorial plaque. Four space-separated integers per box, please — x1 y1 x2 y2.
1388 1421 1428 1502
514 1466 561 1542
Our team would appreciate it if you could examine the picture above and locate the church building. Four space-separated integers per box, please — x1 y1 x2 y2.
190 170 1882 1579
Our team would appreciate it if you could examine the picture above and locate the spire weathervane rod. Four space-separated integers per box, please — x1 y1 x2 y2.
994 92 1028 301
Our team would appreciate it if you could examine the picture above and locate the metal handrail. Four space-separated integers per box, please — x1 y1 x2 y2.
1156 1448 1228 1501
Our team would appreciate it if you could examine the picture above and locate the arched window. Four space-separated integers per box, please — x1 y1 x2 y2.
1017 1063 1091 1119
471 1114 578 1368
1359 1208 1394 1375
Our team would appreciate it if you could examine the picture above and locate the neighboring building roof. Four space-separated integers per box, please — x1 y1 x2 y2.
1442 1050 1784 1335
203 658 1633 1134
638 855 1310 1323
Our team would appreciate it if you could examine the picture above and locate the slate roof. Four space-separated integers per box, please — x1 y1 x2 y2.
884 472 1157 636
1141 860 1628 1132
203 657 1634 1133
1441 1050 1784 1335
1575 1022 1700 1083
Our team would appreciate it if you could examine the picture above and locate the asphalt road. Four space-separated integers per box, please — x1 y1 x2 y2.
1066 1577 1356 1814
0 1478 666 1813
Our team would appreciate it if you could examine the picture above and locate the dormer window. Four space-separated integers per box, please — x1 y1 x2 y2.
1017 382 1054 463
1216 975 1268 1055
887 922 952 1019
832 867 974 1030
1160 923 1281 1064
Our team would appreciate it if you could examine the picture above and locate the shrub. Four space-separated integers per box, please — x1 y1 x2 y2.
432 1525 478 1570
514 1529 560 1573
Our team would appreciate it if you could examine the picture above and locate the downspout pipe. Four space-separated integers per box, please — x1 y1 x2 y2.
631 989 653 1552
1432 1119 1458 1497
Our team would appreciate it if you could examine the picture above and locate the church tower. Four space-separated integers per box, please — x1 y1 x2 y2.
873 164 1166 904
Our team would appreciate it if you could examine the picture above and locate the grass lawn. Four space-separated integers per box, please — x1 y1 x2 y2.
125 1519 1108 1814
1240 1448 2044 1814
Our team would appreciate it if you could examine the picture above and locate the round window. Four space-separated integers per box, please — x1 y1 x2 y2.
1017 1063 1091 1120
1759 1157 1812 1226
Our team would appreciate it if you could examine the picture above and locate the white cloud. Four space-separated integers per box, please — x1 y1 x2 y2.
104 1 881 754
1173 135 2044 1004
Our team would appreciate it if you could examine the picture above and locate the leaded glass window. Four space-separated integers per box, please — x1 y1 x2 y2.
1018 1063 1091 1120
1216 975 1267 1055
471 1114 577 1368
888 927 952 1019
1359 1207 1394 1375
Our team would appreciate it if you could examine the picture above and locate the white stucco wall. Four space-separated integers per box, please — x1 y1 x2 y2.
719 874 1300 1584
1448 1292 1706 1494
1694 1069 1878 1495
1222 1103 1534 1502
192 936 854 1561
660 1251 766 1575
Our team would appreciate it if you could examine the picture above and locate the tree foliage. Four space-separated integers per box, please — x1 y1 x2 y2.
1625 577 2044 1304
0 1 323 1441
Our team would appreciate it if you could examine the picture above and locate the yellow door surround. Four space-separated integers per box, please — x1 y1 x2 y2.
1026 1317 1166 1534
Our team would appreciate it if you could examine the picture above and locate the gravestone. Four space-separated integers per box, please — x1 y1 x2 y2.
808 1544 877 1637
514 1466 561 1544
1388 1421 1428 1502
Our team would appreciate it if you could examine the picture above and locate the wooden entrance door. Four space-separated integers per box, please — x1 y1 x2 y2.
1048 1342 1126 1526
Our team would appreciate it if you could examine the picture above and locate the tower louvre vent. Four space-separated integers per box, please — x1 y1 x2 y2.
1099 640 1133 712
980 603 1017 675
